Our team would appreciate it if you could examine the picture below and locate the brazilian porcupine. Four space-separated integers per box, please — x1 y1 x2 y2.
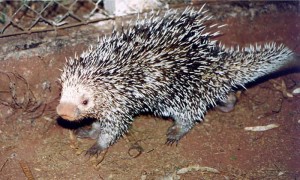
56 6 295 155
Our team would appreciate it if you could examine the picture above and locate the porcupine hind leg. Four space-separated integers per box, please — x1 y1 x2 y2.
216 92 237 113
166 116 195 145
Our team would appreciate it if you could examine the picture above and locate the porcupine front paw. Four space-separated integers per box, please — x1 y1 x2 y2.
85 132 115 156
166 124 188 145
86 143 104 156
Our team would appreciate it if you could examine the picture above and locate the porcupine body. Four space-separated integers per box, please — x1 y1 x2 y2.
56 6 294 155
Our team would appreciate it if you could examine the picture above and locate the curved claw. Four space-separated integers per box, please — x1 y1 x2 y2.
165 138 179 146
166 124 188 146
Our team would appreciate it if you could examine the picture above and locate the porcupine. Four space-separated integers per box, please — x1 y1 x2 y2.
56 6 296 155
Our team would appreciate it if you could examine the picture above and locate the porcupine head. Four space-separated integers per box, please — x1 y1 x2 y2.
56 6 296 156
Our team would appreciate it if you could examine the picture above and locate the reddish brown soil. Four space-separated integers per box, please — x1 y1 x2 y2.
0 3 299 180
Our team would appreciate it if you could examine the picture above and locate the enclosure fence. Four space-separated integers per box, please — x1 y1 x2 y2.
0 0 111 38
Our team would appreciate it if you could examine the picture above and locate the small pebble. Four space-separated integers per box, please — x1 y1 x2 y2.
292 87 300 94
244 124 279 131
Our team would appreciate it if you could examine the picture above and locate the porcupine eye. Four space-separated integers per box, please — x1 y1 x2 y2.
82 99 88 106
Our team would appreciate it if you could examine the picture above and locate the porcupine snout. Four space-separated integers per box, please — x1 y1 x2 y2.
56 103 81 121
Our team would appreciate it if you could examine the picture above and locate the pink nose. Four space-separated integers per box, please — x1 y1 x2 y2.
56 103 80 121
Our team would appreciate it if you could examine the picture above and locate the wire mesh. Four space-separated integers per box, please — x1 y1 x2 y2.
0 0 112 38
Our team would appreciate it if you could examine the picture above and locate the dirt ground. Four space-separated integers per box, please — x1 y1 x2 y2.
0 2 300 180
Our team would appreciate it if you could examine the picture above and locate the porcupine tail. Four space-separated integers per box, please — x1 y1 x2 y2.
220 43 294 88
